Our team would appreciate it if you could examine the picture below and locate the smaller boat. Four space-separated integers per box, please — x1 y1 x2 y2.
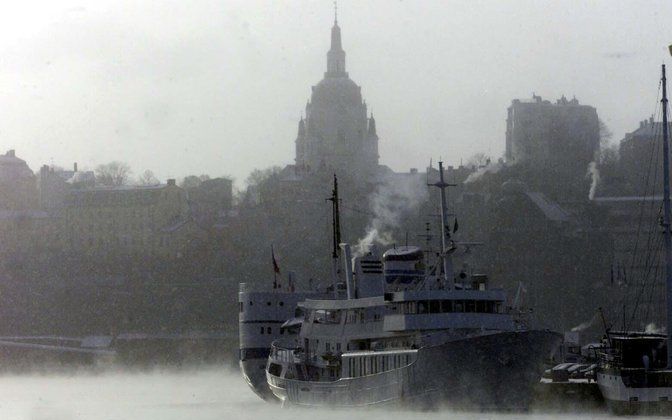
596 62 672 415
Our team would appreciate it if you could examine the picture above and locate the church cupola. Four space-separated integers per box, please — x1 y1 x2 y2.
326 13 347 77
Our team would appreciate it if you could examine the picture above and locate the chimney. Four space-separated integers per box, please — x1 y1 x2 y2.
167 179 176 186
73 162 78 172
6 149 15 157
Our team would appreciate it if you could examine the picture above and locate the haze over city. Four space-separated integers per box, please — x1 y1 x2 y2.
1 0 671 185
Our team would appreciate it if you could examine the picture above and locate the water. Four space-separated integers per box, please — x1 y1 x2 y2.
0 367 623 420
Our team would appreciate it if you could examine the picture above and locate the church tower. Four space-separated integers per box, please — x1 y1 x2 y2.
294 14 379 179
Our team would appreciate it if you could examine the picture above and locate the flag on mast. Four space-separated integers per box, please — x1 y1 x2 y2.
271 245 280 289
272 247 280 274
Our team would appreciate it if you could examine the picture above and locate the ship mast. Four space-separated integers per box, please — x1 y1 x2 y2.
662 64 672 369
429 161 456 289
327 174 342 298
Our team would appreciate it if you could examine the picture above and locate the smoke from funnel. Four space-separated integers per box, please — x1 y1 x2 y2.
355 174 428 256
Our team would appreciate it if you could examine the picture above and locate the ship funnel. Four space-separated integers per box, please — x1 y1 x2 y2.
340 243 355 299
354 246 384 298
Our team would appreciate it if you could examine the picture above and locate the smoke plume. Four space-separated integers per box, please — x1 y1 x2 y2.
464 161 503 183
355 174 428 256
586 161 600 200
645 323 666 334
570 312 599 332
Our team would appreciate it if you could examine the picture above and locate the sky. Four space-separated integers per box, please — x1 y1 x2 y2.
0 0 671 188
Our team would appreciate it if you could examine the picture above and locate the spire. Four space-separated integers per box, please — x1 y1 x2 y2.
326 9 346 77
368 114 377 137
298 117 305 137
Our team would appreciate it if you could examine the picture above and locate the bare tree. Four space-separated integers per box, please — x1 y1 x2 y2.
95 161 132 186
137 170 160 186
180 175 203 189
599 119 613 146
245 166 282 187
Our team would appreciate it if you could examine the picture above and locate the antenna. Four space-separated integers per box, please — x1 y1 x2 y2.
326 174 342 298
334 0 338 24
427 161 458 289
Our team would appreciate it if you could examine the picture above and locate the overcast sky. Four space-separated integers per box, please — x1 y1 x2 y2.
1 0 671 187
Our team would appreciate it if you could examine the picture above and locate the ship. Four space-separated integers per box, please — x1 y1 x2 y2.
595 62 672 415
239 273 329 401
263 161 561 410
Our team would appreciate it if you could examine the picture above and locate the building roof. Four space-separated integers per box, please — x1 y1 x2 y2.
525 192 571 222
625 120 672 139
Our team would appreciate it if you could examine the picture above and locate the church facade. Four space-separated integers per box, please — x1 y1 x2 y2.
294 18 379 180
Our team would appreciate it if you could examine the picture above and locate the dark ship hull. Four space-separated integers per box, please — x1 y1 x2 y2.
240 350 277 402
269 329 561 410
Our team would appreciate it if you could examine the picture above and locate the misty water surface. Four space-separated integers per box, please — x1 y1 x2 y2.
0 367 622 420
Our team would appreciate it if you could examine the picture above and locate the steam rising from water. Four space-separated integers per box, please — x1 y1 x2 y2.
355 175 428 256
0 368 614 419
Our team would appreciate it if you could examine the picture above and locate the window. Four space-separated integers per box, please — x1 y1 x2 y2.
260 327 264 334
441 300 452 313
266 327 271 334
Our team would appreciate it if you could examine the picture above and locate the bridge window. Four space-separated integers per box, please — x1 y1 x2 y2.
314 309 341 324
441 300 453 313
429 300 440 313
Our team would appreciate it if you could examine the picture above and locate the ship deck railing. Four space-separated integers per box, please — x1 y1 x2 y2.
270 339 305 364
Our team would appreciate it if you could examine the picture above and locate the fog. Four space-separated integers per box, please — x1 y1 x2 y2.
2 0 672 417
1 1 671 184
0 368 613 420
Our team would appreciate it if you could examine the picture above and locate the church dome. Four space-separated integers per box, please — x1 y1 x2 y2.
311 77 362 106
